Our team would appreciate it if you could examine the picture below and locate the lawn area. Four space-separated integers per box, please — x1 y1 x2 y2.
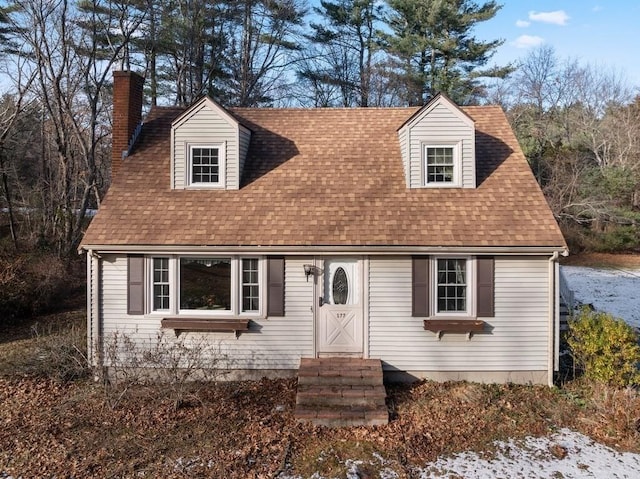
1 261 640 478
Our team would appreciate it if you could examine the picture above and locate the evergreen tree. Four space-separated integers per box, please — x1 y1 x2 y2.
383 0 507 105
151 0 232 106
300 0 382 107
0 3 23 54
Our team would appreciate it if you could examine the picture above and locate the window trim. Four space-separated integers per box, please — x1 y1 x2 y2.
146 255 264 318
178 256 233 314
152 257 171 312
412 255 494 320
422 142 462 188
186 142 226 188
241 257 261 313
431 256 475 318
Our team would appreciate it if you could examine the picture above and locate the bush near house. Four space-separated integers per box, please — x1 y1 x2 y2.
568 307 640 388
0 250 83 322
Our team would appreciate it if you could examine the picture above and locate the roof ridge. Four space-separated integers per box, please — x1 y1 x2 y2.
229 106 419 112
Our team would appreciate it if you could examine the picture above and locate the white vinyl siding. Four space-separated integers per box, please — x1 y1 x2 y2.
238 126 251 183
403 101 475 189
172 102 239 190
98 254 313 371
93 253 551 379
398 126 409 185
368 256 549 373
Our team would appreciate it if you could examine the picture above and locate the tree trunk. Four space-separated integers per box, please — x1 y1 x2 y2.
0 156 19 251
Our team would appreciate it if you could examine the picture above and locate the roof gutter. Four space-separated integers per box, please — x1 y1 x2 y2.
79 244 568 256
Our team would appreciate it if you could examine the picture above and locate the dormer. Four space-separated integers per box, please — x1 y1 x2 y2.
170 97 251 190
398 93 476 189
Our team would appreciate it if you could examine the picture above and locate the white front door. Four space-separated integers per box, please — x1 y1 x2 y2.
317 258 363 355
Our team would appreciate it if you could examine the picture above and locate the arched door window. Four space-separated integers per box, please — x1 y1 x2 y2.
332 267 349 304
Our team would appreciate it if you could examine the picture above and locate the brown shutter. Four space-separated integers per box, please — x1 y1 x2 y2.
127 255 145 315
477 257 495 317
412 256 430 317
267 257 285 317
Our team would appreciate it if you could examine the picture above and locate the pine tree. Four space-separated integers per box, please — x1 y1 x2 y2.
151 0 232 106
383 0 507 105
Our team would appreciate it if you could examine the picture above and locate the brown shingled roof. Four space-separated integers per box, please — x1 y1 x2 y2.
80 105 566 249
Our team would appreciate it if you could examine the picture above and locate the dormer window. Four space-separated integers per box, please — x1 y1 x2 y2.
188 143 225 187
423 142 462 187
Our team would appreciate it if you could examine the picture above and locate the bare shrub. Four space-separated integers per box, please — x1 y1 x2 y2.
0 255 29 319
0 315 90 382
0 251 80 321
29 320 89 382
101 331 227 410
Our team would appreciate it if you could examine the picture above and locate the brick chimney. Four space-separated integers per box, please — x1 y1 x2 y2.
112 71 144 176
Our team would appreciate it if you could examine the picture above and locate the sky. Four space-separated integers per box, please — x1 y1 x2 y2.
473 0 640 88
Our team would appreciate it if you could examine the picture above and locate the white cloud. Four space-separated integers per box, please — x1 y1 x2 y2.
528 10 570 26
592 6 603 12
516 19 530 28
512 35 545 49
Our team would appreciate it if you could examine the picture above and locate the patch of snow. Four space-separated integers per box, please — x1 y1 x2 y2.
419 428 640 478
278 429 640 478
561 265 640 329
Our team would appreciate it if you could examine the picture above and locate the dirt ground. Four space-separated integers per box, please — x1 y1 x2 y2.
2 373 639 479
1 254 639 478
1 309 639 478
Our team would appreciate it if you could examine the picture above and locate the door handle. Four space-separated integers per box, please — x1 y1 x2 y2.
319 297 324 307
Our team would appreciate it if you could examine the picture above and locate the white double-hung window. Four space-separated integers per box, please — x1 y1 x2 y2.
149 256 262 315
187 144 225 187
412 256 493 319
423 143 462 187
435 258 469 314
152 257 171 311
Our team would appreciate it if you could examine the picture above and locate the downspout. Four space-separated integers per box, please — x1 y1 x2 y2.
312 255 319 358
548 251 560 387
88 250 102 379
86 250 93 367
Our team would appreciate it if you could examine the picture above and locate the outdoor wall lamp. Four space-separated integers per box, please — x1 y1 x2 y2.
303 264 315 281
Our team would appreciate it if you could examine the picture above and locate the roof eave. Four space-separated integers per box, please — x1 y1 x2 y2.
80 244 569 256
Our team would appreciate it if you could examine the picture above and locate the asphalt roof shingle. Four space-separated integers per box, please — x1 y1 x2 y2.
81 105 566 249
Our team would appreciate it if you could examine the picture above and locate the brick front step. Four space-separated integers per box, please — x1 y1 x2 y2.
296 384 386 407
297 374 382 387
295 405 388 427
294 357 388 427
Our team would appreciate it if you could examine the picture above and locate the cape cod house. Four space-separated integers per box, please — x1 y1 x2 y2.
81 71 567 391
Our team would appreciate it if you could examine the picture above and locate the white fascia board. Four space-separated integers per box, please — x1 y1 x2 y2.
400 93 475 132
171 96 239 131
80 244 568 256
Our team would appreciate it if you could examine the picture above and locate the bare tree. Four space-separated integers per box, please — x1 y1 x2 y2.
225 0 305 106
5 0 144 255
0 57 36 251
506 45 640 247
